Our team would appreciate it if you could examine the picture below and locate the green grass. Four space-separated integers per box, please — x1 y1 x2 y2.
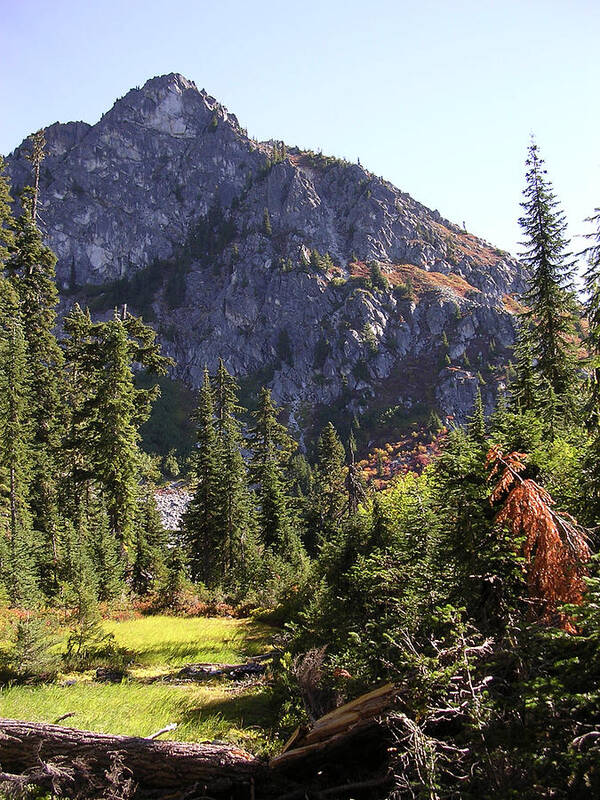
104 616 270 671
0 681 277 751
0 615 279 753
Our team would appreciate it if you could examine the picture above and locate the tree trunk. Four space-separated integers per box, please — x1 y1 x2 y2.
0 718 262 798
0 685 398 798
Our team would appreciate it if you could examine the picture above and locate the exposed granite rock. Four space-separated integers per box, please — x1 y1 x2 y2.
4 72 525 426
154 485 191 531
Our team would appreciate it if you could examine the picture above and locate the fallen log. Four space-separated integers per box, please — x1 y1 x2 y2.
178 656 268 680
271 683 398 770
0 718 262 798
0 683 399 798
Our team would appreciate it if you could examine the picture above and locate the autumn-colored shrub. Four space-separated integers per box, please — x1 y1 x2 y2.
486 445 591 629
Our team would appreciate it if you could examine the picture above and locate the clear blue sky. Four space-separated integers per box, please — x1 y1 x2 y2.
1 0 598 258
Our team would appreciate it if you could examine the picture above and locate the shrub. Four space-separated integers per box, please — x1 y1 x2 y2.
7 616 61 683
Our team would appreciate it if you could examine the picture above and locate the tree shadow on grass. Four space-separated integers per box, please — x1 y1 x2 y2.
131 621 273 667
178 685 279 732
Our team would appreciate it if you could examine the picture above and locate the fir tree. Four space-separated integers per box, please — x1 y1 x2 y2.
581 208 600 425
0 316 38 606
212 359 259 585
90 314 141 545
62 307 171 557
467 387 486 443
132 482 168 595
305 423 347 555
511 321 541 413
88 498 124 601
247 388 296 551
182 368 221 584
263 207 272 236
24 129 46 223
518 139 577 400
0 157 15 263
5 196 66 593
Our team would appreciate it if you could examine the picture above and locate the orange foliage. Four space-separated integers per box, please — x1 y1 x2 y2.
502 294 527 315
358 427 447 487
348 261 478 298
486 446 591 630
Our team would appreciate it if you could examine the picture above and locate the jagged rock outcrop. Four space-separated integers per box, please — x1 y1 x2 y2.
4 72 524 428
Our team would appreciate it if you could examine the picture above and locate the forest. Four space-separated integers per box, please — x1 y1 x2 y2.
1 136 600 799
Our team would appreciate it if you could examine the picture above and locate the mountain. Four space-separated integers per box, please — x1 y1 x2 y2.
4 72 523 441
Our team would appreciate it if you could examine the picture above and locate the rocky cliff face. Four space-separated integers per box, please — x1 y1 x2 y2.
5 73 524 433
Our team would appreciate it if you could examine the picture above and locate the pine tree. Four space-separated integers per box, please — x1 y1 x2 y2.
87 498 124 601
212 359 259 586
25 129 46 223
305 423 347 555
0 157 15 263
263 207 272 236
90 314 141 545
62 307 171 558
132 487 168 596
6 193 65 594
247 388 296 552
518 139 577 400
182 368 221 584
0 316 38 606
467 387 486 443
582 208 600 425
511 321 541 413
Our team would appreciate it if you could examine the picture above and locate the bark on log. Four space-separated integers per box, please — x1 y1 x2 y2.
0 718 262 798
0 683 399 798
270 683 398 770
178 658 267 680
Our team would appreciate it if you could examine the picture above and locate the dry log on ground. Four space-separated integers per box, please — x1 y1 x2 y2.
0 683 398 798
270 683 398 770
178 658 267 680
0 718 262 798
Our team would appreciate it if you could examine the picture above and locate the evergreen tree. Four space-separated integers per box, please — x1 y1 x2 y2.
582 208 600 425
87 498 124 601
212 359 259 586
263 207 272 236
511 321 541 413
0 157 15 263
467 386 486 443
25 129 46 223
0 315 38 606
304 423 347 555
5 196 66 593
518 139 577 400
62 307 171 558
90 314 141 545
247 388 296 551
182 368 221 584
132 485 168 595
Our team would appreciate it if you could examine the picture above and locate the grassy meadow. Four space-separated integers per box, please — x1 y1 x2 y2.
0 615 278 753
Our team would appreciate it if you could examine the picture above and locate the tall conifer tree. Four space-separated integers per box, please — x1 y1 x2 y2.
6 193 65 592
212 359 258 585
182 368 221 584
305 422 347 554
0 316 38 605
518 139 577 401
511 322 542 413
582 208 600 423
247 388 295 551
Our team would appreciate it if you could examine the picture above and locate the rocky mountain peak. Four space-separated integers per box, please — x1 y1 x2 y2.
3 75 524 431
98 71 241 139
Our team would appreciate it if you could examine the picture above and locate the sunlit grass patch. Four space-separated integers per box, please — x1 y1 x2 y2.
0 615 278 754
0 680 279 752
103 615 270 669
